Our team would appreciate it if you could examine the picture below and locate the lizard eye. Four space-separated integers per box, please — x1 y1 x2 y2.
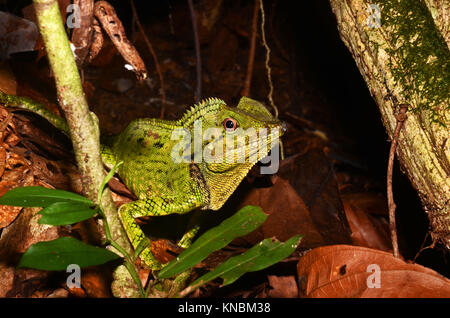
223 118 238 132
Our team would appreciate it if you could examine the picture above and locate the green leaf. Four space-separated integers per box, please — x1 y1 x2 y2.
38 202 97 225
97 161 123 205
191 235 302 288
158 205 268 279
0 186 93 207
18 237 120 271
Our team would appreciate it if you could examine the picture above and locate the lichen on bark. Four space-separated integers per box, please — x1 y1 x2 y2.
329 0 450 249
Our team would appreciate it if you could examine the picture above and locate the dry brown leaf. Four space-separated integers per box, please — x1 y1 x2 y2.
235 176 325 248
230 150 351 249
341 194 391 251
80 267 112 298
46 288 69 298
0 207 59 259
297 245 450 298
139 268 151 290
28 153 73 190
267 275 298 298
0 167 34 196
0 64 17 95
6 151 30 169
0 146 6 178
278 150 352 244
67 286 86 298
0 116 13 142
0 263 15 297
11 114 71 159
0 205 59 297
0 205 22 229
0 261 55 298
340 193 388 216
0 12 39 59
94 1 148 81
4 132 20 147
150 238 182 264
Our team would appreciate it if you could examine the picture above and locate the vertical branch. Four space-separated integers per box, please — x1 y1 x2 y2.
242 0 259 97
187 0 202 103
130 0 167 118
33 0 140 297
32 0 132 265
387 104 409 258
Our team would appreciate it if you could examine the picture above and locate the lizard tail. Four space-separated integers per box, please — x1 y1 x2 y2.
0 91 70 135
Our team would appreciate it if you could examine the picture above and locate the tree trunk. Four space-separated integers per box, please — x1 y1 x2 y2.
328 0 449 249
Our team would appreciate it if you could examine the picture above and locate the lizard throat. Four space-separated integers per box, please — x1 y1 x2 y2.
199 161 254 210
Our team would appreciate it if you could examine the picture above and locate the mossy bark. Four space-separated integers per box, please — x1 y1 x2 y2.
329 0 449 248
32 0 137 296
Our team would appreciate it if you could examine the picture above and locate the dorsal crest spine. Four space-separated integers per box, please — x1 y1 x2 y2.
177 97 226 127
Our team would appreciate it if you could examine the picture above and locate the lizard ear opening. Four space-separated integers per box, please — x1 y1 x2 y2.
222 118 238 132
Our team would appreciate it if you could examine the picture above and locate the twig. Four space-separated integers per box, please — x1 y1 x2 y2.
187 0 202 103
413 232 436 262
130 0 167 118
242 0 259 97
259 0 278 118
259 0 284 159
94 1 148 81
387 103 408 258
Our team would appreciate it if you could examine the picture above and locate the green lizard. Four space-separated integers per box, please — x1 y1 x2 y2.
0 92 283 269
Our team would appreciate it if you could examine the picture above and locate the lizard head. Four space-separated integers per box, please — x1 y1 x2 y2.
202 96 283 169
179 96 284 210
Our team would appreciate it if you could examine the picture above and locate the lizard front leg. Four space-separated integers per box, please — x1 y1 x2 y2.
119 196 204 269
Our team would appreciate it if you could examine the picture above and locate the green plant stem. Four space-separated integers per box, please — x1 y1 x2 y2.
32 0 135 296
97 163 146 296
97 161 123 206
124 261 145 297
100 207 145 297
99 208 129 261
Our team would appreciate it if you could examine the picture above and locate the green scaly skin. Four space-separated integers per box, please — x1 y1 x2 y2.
0 92 283 269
